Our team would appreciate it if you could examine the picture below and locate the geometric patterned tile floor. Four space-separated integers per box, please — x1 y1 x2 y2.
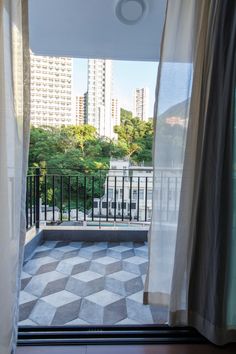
19 241 167 326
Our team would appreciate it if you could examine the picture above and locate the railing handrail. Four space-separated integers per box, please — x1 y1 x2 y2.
26 167 182 230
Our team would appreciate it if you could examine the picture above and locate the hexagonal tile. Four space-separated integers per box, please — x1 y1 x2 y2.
79 290 126 324
23 256 59 275
126 291 153 324
123 256 148 275
50 245 79 260
105 270 143 296
21 271 32 290
107 246 134 259
79 245 107 260
66 271 104 297
90 256 122 275
134 245 148 259
29 290 81 325
56 256 90 275
31 245 51 259
19 291 37 321
24 271 68 297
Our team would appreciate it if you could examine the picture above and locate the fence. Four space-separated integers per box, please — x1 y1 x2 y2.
26 167 182 229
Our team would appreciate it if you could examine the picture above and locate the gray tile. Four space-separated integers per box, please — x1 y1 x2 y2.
116 318 140 325
134 245 148 259
106 271 143 296
30 290 81 325
90 257 122 275
79 290 126 324
18 319 38 326
57 256 90 275
126 291 153 323
19 241 157 326
19 291 37 321
42 241 59 248
23 256 59 275
120 242 134 248
107 246 134 259
21 271 32 290
150 304 168 324
24 271 68 297
29 299 57 325
69 242 83 249
123 256 148 275
50 245 79 260
66 271 104 297
79 245 107 260
65 318 89 325
32 245 52 259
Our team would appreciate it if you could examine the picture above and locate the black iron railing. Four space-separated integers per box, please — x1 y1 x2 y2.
25 167 182 230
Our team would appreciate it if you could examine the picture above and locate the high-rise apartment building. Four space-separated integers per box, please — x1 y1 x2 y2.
30 53 73 126
75 94 87 125
86 59 116 139
133 87 149 121
111 98 120 127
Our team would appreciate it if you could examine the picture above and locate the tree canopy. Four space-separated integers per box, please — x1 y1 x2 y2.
29 109 154 174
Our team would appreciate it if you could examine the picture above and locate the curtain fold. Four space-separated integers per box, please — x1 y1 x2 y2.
145 0 236 345
0 0 30 353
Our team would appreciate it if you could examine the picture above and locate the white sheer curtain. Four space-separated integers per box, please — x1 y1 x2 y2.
0 0 30 353
146 0 236 345
144 0 196 307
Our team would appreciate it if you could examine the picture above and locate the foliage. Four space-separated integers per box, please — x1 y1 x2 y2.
28 111 155 210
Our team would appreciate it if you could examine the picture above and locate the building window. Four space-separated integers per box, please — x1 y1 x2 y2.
108 188 113 198
102 202 108 209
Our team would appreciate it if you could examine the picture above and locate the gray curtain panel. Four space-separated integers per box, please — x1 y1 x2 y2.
169 0 236 344
187 0 236 342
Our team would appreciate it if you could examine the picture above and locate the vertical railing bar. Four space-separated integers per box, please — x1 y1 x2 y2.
44 175 47 221
106 176 109 221
114 176 117 222
129 176 132 221
52 175 55 221
26 177 29 229
92 176 94 221
60 176 63 222
145 177 148 222
99 170 102 229
122 176 124 221
30 176 32 226
174 177 178 212
33 175 36 224
35 167 40 229
76 176 79 221
160 173 163 222
68 176 71 221
167 177 170 222
84 176 86 221
137 177 140 221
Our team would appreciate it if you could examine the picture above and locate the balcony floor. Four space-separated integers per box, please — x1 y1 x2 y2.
19 241 167 326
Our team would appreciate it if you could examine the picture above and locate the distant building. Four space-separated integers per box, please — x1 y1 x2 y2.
30 53 73 126
86 59 118 139
133 87 149 121
93 159 182 223
75 94 86 125
111 98 120 129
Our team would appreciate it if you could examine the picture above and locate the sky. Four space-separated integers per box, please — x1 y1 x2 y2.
72 59 193 117
72 59 158 117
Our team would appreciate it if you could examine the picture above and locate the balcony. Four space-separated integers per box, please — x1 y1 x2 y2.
20 167 181 327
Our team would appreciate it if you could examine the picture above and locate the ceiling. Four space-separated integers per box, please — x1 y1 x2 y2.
29 0 167 61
